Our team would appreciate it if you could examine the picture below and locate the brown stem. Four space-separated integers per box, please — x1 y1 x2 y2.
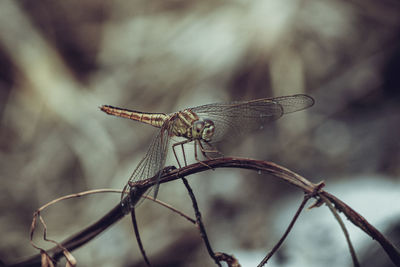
9 158 400 267
131 208 151 267
181 177 221 266
257 195 310 267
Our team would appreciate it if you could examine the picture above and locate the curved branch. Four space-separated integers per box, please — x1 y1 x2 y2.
9 158 400 266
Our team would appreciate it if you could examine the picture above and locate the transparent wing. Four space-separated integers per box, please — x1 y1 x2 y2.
121 126 170 210
190 94 314 142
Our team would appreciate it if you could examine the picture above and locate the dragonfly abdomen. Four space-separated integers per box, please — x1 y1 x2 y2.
100 105 167 128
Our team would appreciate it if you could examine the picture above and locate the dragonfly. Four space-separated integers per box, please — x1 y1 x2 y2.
100 94 314 209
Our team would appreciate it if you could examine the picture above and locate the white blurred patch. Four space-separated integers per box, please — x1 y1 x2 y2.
271 175 400 267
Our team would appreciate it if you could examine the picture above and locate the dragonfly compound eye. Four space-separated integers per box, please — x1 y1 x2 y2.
193 120 205 135
202 119 215 141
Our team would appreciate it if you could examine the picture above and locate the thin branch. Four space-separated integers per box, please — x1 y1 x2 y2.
9 158 400 267
35 189 123 212
257 195 310 267
321 191 400 266
143 195 196 224
181 177 221 266
320 194 360 267
30 189 123 249
131 209 151 267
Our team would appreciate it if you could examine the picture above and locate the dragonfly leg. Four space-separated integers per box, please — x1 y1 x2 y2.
181 143 188 167
172 140 191 169
195 140 214 170
199 140 224 158
198 141 212 160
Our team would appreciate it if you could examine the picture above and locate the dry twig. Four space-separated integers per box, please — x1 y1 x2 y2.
9 158 400 267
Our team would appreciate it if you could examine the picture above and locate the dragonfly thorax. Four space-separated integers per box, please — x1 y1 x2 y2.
191 118 215 141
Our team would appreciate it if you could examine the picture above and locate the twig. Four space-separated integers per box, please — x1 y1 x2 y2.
33 189 123 212
257 195 310 267
143 195 196 224
12 186 148 267
181 177 221 266
131 208 151 267
321 191 400 266
30 189 123 247
320 194 360 267
28 189 126 267
9 158 400 266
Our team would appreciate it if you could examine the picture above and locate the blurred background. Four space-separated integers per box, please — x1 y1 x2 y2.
1 0 400 266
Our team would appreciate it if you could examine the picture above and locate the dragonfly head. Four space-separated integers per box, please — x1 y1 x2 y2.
192 119 215 141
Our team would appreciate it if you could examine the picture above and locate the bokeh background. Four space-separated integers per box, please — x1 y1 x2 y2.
1 0 400 266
